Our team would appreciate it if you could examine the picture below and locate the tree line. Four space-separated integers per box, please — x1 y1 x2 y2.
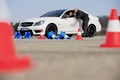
97 16 109 35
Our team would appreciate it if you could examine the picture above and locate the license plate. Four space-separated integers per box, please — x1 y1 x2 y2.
21 28 29 31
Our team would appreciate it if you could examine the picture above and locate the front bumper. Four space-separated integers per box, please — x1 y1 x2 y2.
17 26 46 35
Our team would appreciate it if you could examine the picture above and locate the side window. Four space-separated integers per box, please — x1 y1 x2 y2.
62 10 75 18
69 11 75 18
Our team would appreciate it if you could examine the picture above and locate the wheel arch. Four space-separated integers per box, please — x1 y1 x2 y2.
88 24 96 32
45 23 58 37
87 24 97 37
46 23 58 32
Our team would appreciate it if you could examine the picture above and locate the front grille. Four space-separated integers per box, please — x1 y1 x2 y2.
21 22 33 27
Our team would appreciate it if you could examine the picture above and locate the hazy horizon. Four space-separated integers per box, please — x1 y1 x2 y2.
5 0 120 23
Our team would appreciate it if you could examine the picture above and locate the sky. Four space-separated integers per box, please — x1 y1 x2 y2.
3 0 120 23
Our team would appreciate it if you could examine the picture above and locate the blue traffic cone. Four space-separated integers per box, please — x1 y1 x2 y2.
14 32 21 39
48 31 58 39
24 32 32 39
59 32 71 40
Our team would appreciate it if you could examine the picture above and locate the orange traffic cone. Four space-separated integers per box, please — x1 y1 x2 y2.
100 8 120 48
39 29 46 39
0 22 32 73
75 28 83 40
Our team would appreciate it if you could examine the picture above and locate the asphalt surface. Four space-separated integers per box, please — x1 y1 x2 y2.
0 36 120 80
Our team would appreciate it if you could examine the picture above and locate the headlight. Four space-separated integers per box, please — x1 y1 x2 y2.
34 21 45 26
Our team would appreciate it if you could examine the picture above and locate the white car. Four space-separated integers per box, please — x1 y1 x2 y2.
17 9 101 37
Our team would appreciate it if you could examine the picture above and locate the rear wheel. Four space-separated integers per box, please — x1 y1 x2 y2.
45 24 58 37
87 24 96 37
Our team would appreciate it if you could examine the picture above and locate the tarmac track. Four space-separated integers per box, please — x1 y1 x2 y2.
0 36 120 80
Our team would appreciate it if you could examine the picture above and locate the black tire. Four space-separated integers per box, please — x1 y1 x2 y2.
20 31 25 36
87 24 96 37
45 23 58 37
67 34 73 37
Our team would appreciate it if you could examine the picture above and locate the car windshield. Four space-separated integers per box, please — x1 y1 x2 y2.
40 9 66 17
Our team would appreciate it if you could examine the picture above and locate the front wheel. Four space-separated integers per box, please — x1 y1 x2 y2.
87 24 96 37
45 24 58 37
67 34 73 37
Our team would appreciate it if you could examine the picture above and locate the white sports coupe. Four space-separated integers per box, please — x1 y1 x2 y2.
17 9 101 37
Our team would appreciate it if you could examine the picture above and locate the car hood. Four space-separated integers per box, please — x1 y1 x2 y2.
21 17 60 23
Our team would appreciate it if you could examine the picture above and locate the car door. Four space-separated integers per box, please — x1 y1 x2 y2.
66 17 80 33
60 10 81 34
57 16 70 34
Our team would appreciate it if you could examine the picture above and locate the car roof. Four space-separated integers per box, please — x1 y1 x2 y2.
48 9 73 11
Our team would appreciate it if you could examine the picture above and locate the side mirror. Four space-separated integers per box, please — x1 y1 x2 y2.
62 15 69 19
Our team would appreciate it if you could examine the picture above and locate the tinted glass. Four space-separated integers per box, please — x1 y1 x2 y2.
40 9 66 17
